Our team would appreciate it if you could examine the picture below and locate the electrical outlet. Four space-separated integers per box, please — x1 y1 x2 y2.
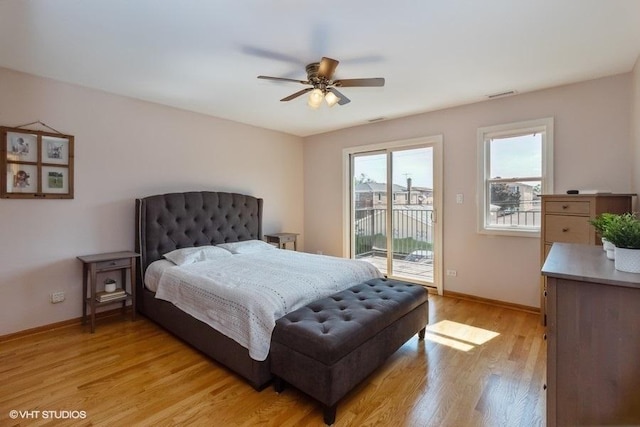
456 193 464 204
50 291 65 303
446 269 457 277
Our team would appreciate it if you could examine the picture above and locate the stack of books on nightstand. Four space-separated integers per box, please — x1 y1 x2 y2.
96 288 126 302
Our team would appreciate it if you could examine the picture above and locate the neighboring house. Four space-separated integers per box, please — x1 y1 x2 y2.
354 182 405 209
488 182 542 227
490 182 542 228
506 182 540 211
410 186 434 205
355 181 434 209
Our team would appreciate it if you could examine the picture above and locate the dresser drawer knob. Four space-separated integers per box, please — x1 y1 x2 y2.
562 228 569 232
543 333 547 340
543 384 547 390
562 205 569 209
544 290 547 297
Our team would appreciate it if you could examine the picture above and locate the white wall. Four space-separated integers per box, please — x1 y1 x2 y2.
631 56 640 201
304 74 632 309
0 67 304 336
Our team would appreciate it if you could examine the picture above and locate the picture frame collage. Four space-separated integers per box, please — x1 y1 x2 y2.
1 126 74 199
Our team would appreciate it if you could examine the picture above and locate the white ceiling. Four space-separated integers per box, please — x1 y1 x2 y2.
0 0 639 137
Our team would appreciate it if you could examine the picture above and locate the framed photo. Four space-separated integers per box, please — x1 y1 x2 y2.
43 136 70 165
6 163 38 193
42 166 69 194
1 126 74 199
6 132 38 162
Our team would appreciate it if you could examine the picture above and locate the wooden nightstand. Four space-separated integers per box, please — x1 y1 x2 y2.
265 233 299 250
77 251 140 333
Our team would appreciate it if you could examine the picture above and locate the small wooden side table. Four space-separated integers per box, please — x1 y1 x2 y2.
265 233 299 250
77 251 140 333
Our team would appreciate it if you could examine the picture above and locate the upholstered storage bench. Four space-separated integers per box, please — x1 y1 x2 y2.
270 277 428 425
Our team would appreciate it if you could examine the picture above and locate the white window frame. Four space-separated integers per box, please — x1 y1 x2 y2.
477 117 554 237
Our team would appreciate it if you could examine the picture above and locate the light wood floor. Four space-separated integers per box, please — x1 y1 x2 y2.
0 295 546 427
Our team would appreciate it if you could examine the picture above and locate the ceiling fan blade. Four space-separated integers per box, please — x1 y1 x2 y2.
318 57 339 79
258 75 309 84
334 78 385 87
280 88 313 102
328 88 351 105
242 45 304 66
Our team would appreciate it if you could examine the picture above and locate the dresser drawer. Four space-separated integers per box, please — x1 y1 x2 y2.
544 215 591 244
96 258 132 270
545 200 590 215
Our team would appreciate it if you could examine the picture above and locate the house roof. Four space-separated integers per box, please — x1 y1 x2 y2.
356 183 433 193
355 183 404 193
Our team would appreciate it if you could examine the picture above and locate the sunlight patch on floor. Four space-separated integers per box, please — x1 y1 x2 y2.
424 320 500 351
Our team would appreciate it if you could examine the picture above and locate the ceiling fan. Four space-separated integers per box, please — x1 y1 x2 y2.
257 57 385 108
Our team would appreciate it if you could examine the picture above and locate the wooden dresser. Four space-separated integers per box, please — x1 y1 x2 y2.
539 194 633 323
542 243 640 426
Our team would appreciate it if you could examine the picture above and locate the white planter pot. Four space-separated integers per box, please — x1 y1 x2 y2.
602 238 615 252
614 247 640 273
602 239 615 259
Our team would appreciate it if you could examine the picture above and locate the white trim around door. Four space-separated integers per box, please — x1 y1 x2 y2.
342 135 444 295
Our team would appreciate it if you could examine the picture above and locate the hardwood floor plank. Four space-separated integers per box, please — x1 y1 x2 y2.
0 295 545 426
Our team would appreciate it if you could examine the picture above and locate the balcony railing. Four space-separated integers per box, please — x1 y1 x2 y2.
354 201 541 259
354 207 433 258
489 201 541 228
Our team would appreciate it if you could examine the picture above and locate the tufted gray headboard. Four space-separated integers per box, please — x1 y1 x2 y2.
135 191 263 278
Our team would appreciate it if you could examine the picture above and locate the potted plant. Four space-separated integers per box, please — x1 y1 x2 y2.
589 212 618 259
104 278 117 293
601 212 640 273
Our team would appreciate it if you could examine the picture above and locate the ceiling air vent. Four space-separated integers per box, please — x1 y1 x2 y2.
367 117 386 123
487 90 517 99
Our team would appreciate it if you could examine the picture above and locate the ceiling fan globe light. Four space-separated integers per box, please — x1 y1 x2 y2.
325 91 340 107
309 88 324 103
307 98 322 109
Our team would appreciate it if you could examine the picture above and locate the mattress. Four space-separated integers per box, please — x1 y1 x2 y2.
144 259 175 292
148 249 382 361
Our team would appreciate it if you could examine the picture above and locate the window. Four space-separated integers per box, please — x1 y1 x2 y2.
477 117 553 236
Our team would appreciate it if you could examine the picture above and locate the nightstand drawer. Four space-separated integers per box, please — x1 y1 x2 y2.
96 258 131 270
278 235 296 244
544 215 590 244
545 200 590 215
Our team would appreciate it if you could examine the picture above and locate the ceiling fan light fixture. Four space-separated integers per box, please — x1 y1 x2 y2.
325 91 340 107
258 56 384 107
308 88 324 109
307 98 321 109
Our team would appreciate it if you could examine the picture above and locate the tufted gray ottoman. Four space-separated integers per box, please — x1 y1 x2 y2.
270 277 428 425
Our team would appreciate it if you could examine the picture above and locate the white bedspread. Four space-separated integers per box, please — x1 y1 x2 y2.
153 250 382 361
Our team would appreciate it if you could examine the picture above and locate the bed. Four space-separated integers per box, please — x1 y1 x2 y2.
135 191 381 390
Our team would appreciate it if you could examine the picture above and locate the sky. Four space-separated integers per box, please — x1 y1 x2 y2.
353 147 433 188
490 133 541 178
353 133 541 189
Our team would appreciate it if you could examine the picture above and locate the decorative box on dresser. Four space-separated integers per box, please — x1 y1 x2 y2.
539 194 633 324
542 243 640 426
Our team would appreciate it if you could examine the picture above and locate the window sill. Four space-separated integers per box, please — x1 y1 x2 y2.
478 227 541 238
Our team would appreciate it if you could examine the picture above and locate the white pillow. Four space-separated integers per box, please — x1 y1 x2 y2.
163 246 232 266
217 239 276 254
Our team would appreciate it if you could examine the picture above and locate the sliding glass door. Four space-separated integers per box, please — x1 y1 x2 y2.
349 139 441 292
